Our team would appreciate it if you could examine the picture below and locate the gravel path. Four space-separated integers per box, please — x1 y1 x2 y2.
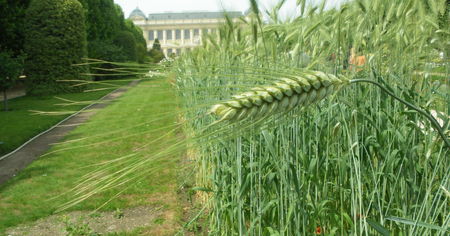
0 80 140 185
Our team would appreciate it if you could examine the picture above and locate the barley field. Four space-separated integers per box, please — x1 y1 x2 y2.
173 0 449 235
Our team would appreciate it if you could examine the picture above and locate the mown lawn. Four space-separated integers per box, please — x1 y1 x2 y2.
0 80 130 156
0 77 184 235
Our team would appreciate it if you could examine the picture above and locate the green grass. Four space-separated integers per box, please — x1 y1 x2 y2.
0 80 130 156
0 77 183 234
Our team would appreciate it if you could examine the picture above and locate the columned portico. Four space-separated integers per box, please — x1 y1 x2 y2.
129 9 243 57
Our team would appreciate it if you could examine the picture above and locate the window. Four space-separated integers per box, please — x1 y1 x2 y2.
176 49 181 55
184 29 190 39
175 29 181 39
157 30 163 40
202 28 208 35
168 49 173 55
148 31 154 40
166 30 173 40
193 29 200 37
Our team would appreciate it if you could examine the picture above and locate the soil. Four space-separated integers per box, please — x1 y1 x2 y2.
5 206 162 236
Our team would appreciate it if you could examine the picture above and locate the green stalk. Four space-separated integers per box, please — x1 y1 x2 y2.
350 79 450 149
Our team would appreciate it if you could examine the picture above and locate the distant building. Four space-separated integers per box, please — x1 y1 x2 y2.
129 8 244 56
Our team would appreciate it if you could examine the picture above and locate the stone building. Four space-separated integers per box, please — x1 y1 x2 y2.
129 8 244 56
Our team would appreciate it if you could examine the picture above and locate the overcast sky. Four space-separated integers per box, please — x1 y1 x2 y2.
115 0 346 19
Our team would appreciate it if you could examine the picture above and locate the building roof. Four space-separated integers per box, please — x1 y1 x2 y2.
147 11 243 20
129 7 146 19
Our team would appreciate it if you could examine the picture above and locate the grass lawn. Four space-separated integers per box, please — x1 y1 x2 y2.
0 80 130 156
0 77 185 235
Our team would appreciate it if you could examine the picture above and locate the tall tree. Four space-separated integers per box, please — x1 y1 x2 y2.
113 31 138 61
25 0 89 95
0 52 24 111
79 0 122 41
0 0 30 54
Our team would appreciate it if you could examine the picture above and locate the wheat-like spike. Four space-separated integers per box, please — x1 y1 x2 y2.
209 71 349 122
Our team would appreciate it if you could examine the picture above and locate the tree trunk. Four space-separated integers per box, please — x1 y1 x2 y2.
3 90 8 112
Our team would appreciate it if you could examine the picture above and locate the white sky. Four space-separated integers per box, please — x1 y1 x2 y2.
115 0 346 20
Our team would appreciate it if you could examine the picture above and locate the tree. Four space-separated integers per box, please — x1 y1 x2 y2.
0 0 31 54
124 19 147 63
152 39 162 51
24 0 89 95
113 31 138 62
88 40 128 80
125 20 147 49
79 0 122 41
148 39 165 63
0 52 24 111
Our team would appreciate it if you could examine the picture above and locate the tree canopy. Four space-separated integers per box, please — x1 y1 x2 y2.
25 0 89 95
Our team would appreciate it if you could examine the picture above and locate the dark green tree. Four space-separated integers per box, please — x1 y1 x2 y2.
0 52 24 111
125 20 147 48
148 39 165 63
124 20 148 63
113 31 137 61
0 0 31 53
136 44 148 64
79 0 122 41
24 0 89 95
152 39 162 51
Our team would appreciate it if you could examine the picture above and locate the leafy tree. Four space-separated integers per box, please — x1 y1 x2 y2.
125 20 147 49
152 39 162 51
136 44 148 64
24 0 89 95
124 20 147 63
148 39 165 63
113 31 137 62
79 0 122 41
0 0 30 54
88 40 128 80
0 52 24 111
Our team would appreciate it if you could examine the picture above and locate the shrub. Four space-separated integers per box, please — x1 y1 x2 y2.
24 0 89 95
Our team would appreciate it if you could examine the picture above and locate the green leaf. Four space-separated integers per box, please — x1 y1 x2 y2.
366 218 390 236
386 216 448 232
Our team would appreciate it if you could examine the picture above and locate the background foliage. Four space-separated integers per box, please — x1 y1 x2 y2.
0 0 149 95
24 0 89 95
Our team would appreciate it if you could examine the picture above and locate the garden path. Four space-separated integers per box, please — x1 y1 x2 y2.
0 80 140 185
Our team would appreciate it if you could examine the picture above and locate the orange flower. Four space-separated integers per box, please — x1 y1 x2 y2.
315 226 322 235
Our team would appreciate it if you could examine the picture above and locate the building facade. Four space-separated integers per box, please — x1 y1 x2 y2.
129 8 243 56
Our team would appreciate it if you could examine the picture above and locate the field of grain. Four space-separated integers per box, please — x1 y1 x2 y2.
173 0 449 235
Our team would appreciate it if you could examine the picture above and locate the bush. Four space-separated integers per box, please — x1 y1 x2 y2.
24 0 89 95
113 31 137 62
